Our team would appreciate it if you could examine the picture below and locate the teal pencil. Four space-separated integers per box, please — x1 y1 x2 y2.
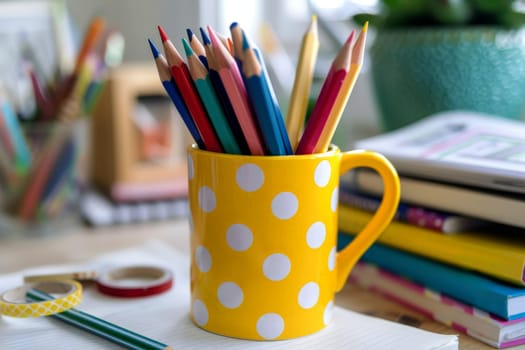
182 39 241 154
26 288 172 350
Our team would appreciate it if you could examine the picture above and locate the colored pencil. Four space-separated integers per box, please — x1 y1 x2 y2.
15 125 70 221
241 29 292 155
200 28 250 154
74 17 105 74
187 28 208 69
28 67 54 120
26 288 173 350
295 30 354 155
148 38 205 149
242 41 287 155
313 22 368 153
183 39 241 154
1 99 31 172
158 25 222 153
285 15 319 151
231 23 289 154
208 25 265 155
229 22 245 66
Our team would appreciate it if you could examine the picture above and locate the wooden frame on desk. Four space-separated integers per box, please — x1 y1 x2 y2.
90 63 191 200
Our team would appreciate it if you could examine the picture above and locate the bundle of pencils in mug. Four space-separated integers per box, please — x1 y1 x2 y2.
148 17 368 156
0 17 124 226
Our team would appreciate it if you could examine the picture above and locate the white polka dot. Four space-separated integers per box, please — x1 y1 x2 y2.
196 246 212 272
271 192 298 220
328 247 336 271
306 222 326 249
256 313 284 339
236 164 264 192
217 282 244 309
226 224 253 251
298 282 320 309
198 186 216 212
263 253 291 281
331 187 339 212
193 299 208 326
187 155 194 180
314 160 331 187
323 301 334 325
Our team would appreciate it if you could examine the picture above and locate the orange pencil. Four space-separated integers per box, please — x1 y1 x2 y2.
74 17 105 74
158 25 222 153
313 23 368 153
208 25 265 155
295 32 354 154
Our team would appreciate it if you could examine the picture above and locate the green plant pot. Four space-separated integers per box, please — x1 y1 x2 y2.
370 27 525 131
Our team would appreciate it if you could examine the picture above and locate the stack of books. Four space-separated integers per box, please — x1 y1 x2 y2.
338 110 525 348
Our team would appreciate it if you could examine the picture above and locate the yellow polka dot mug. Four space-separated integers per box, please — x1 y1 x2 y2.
187 144 400 340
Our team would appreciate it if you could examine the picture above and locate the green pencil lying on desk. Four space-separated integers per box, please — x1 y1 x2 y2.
26 288 173 350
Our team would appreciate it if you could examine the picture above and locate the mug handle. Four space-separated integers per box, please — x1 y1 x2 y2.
335 150 400 292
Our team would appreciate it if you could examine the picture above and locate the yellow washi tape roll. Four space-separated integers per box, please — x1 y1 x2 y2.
0 280 82 318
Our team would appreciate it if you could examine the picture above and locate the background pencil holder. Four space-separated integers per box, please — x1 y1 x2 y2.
187 144 400 340
0 121 84 237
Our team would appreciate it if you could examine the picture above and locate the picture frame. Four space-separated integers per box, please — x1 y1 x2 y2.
90 63 190 202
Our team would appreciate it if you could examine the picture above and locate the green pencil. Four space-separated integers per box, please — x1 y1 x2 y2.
182 38 242 154
26 288 172 350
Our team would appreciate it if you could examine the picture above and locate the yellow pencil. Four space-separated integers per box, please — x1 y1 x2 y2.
285 15 319 150
313 21 368 153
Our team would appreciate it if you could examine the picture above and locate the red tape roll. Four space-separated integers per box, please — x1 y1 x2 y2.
96 266 173 298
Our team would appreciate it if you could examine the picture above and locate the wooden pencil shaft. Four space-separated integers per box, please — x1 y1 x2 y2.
285 16 319 150
26 289 170 350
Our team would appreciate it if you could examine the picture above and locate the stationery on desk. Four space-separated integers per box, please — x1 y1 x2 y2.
0 239 458 349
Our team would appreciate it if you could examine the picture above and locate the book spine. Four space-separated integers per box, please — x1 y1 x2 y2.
339 184 474 233
338 204 525 286
338 233 518 320
349 262 517 349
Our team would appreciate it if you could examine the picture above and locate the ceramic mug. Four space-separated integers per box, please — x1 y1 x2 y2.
187 145 400 340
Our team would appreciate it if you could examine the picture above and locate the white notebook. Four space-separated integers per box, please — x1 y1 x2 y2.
0 239 458 350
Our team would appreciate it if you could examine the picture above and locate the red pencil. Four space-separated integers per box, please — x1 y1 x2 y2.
158 25 222 153
295 33 354 154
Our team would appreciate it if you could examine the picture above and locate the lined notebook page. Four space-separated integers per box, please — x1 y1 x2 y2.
0 240 458 350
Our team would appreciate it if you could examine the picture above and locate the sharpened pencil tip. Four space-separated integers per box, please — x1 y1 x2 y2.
186 28 194 41
158 25 169 42
346 30 355 45
199 27 210 45
182 38 193 57
362 21 368 33
230 22 239 30
148 38 160 58
207 25 220 46
241 31 250 51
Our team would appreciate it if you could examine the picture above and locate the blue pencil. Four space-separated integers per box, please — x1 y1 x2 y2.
241 36 289 155
148 38 205 150
232 24 292 155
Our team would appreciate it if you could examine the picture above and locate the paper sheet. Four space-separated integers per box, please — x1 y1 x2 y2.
0 238 458 350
